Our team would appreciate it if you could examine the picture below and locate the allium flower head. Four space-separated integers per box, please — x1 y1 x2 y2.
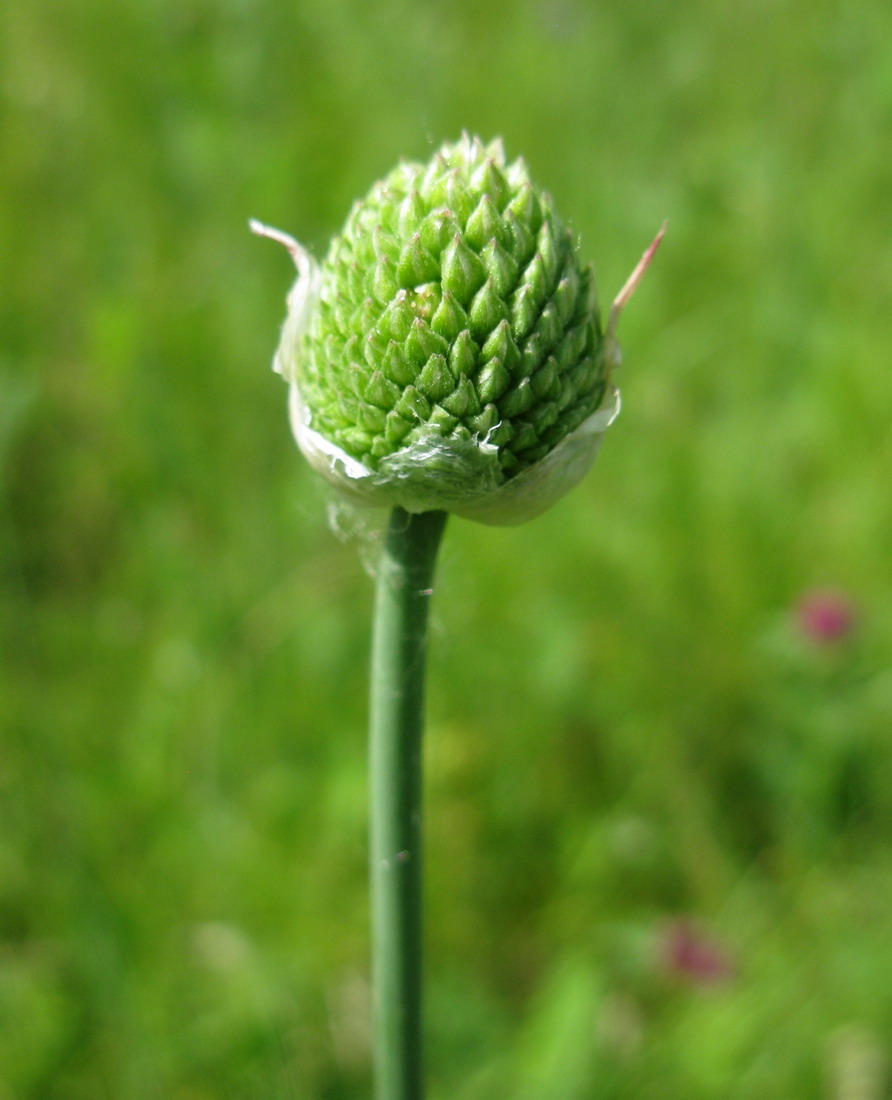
795 588 857 644
253 135 661 524
661 920 734 986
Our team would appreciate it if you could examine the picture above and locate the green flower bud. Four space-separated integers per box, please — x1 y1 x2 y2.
253 135 662 524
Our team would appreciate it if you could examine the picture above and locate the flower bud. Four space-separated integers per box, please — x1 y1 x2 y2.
253 135 662 524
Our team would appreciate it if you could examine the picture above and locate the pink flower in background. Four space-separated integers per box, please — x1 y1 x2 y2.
795 589 856 644
660 920 734 986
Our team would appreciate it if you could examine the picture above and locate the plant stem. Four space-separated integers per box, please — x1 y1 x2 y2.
369 506 448 1100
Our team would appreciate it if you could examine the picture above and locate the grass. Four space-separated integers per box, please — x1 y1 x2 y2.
3 0 892 1095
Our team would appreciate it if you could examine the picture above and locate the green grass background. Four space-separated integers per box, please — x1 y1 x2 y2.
3 0 892 1095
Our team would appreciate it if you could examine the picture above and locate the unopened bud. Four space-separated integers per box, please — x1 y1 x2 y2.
253 135 662 524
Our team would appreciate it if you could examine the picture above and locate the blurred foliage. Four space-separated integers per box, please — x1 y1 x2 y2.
3 0 892 1095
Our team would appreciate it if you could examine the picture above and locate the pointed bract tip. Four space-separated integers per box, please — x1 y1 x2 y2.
250 218 313 277
609 221 667 327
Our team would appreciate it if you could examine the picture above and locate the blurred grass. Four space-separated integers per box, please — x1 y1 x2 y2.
3 0 892 1095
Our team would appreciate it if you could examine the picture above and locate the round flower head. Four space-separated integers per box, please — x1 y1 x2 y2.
253 135 661 524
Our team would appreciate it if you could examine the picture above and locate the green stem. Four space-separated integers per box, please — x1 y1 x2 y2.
369 506 448 1100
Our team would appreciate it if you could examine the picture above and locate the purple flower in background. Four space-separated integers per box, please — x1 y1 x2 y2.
660 920 734 986
795 589 856 644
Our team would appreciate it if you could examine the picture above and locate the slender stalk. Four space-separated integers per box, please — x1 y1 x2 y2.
369 506 448 1100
